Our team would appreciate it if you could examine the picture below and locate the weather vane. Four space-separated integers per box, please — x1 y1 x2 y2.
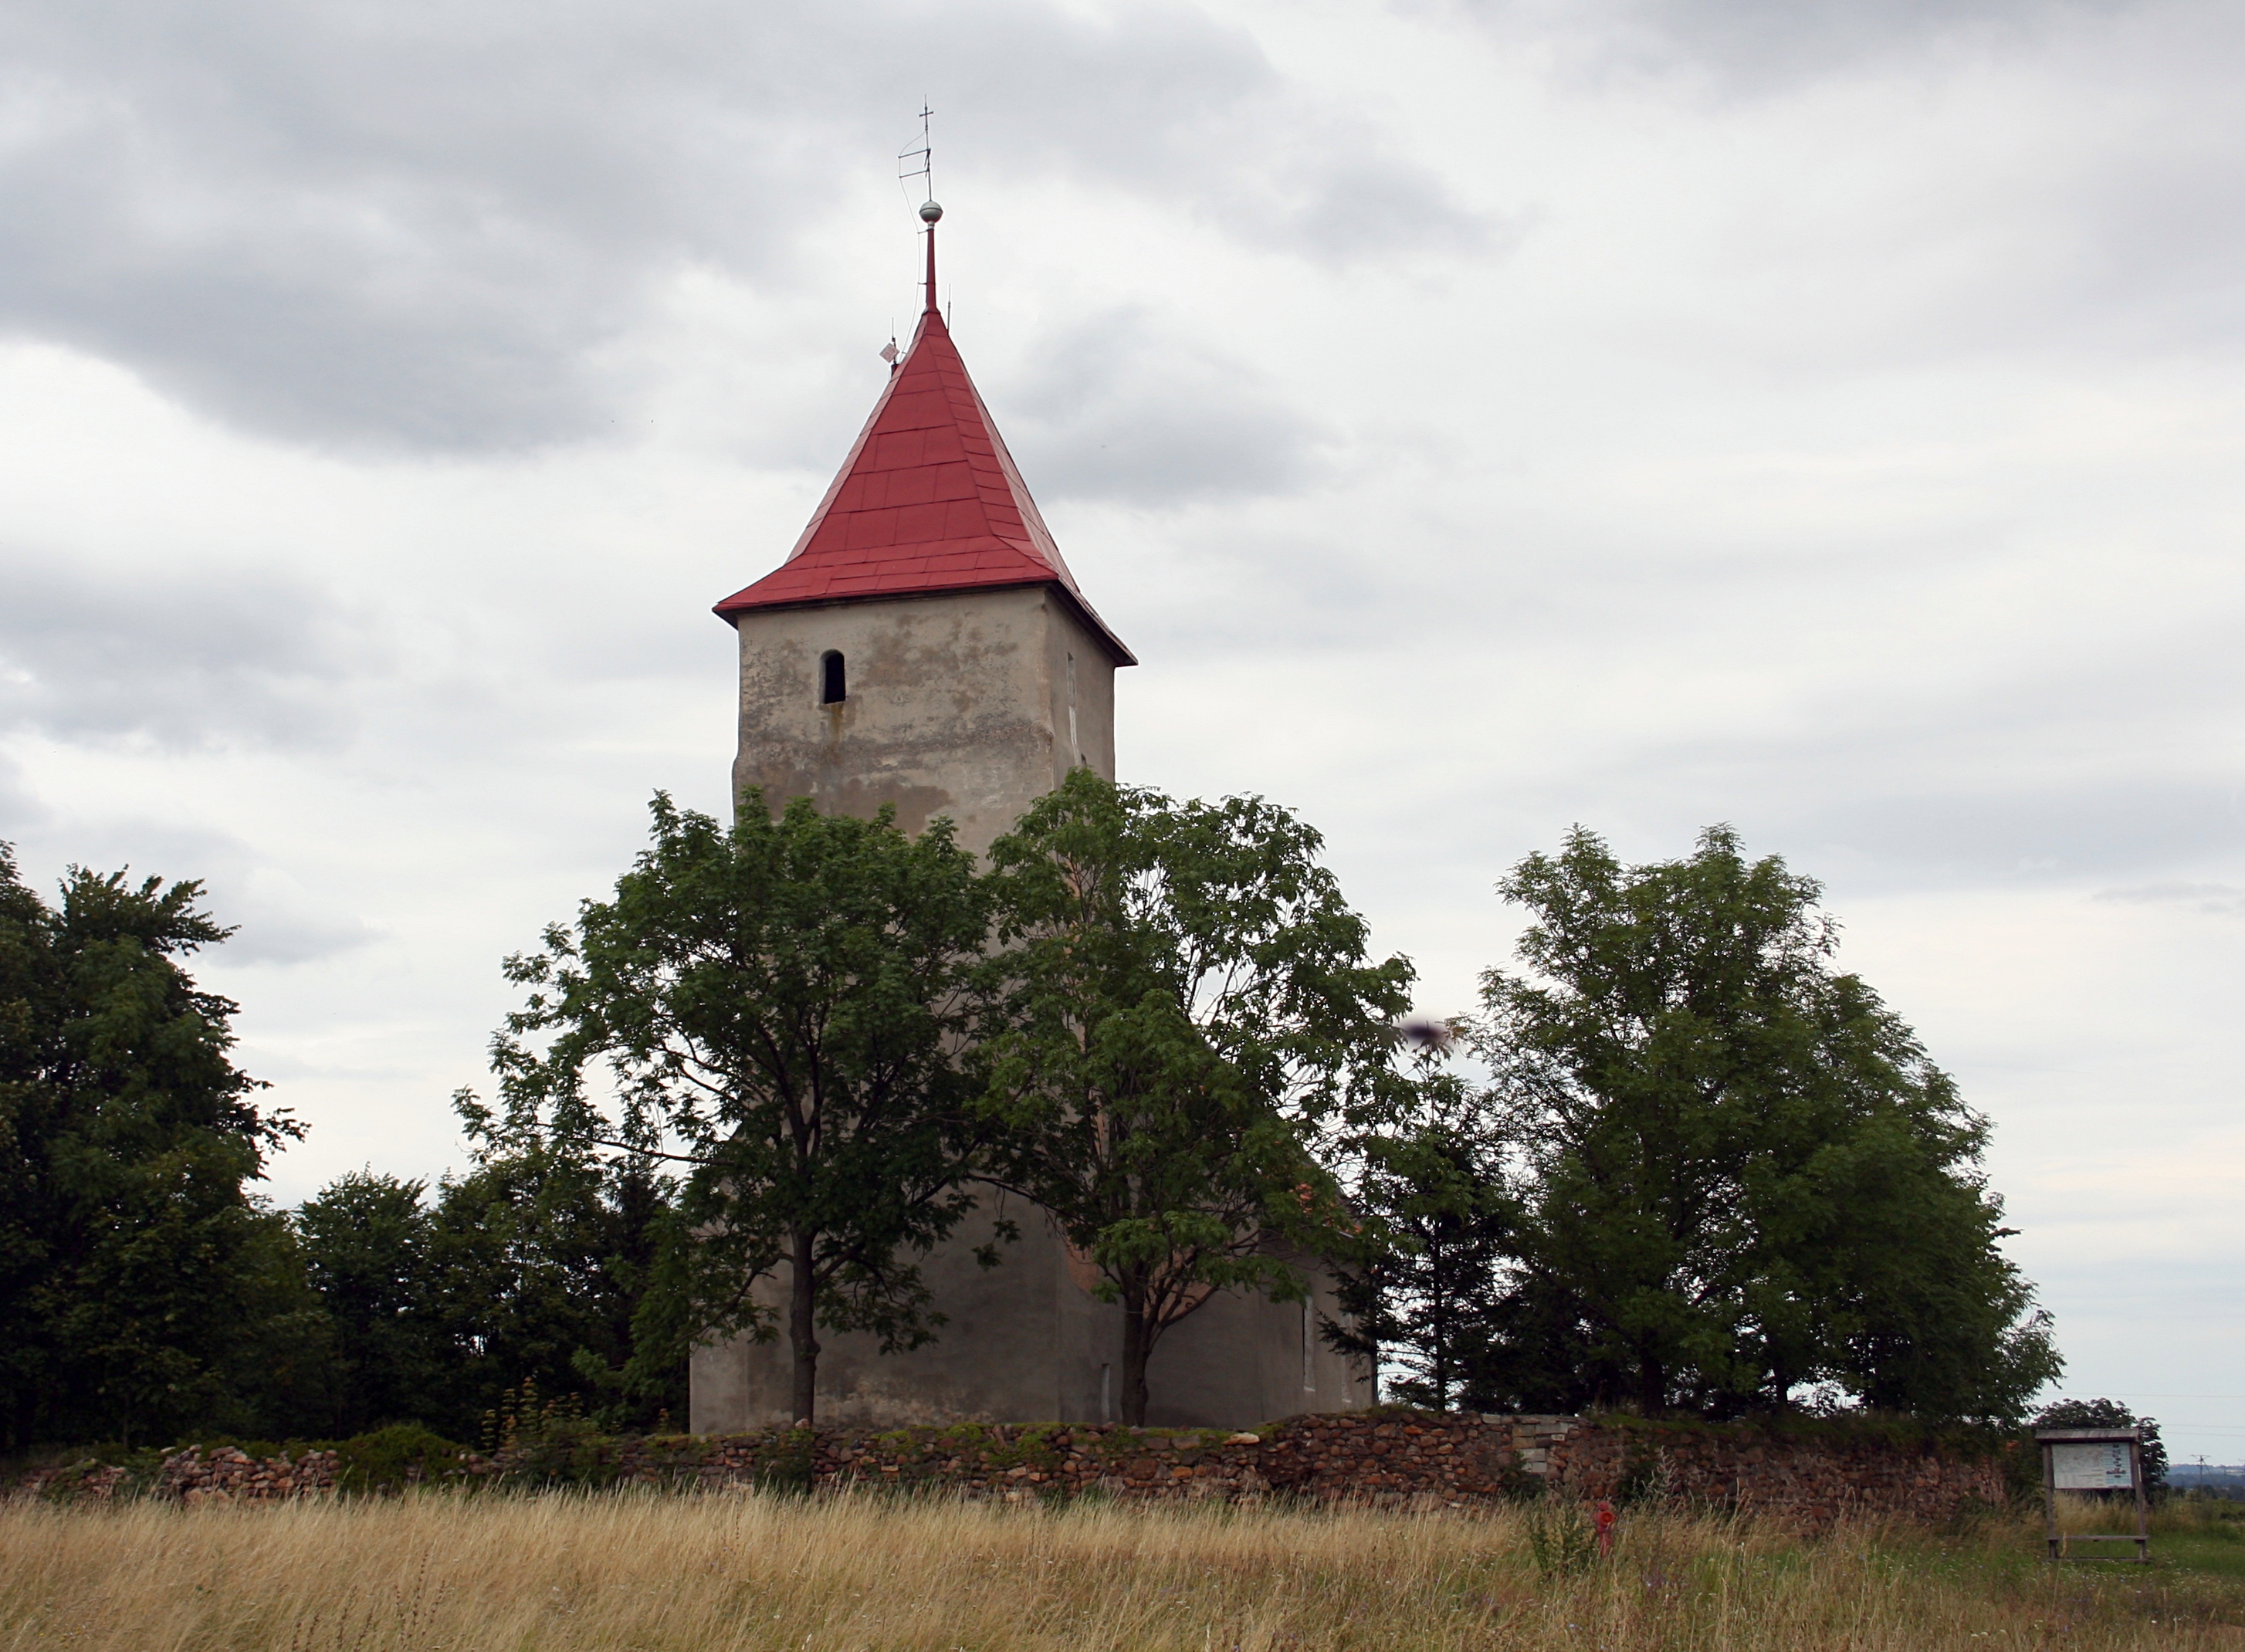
899 103 938 218
897 103 943 321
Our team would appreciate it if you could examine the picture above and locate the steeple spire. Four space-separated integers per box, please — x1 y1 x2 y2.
905 104 941 318
921 199 942 316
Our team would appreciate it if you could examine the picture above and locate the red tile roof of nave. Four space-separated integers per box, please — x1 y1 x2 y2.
713 306 1135 665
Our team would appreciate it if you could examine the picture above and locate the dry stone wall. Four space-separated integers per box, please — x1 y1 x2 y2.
10 1413 2012 1528
1547 1420 2010 1528
12 1446 344 1505
164 1446 344 1505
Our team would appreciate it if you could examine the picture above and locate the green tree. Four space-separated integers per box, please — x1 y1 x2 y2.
214 1202 337 1437
289 1138 681 1442
0 845 300 1447
1469 825 2060 1421
977 770 1412 1425
1334 1077 1519 1412
427 1106 682 1434
489 793 991 1425
295 1171 449 1434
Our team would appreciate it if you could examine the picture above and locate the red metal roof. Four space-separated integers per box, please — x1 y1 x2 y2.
713 301 1135 665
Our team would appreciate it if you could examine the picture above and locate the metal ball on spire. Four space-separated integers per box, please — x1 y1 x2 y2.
902 109 944 315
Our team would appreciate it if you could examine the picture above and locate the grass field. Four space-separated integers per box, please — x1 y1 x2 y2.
3 1491 2242 1651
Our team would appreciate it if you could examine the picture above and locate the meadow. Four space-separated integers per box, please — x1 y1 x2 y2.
2 1489 2240 1651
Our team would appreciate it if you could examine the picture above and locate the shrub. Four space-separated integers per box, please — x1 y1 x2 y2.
332 1424 473 1495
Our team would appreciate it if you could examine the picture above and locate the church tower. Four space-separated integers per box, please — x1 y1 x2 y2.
711 205 1131 855
691 202 1372 1432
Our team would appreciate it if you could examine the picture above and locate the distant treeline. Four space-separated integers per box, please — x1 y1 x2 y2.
3 778 2074 1451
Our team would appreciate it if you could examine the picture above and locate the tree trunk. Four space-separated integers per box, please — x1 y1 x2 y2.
1637 1352 1664 1417
1431 1241 1451 1410
789 1229 820 1426
1119 1297 1152 1426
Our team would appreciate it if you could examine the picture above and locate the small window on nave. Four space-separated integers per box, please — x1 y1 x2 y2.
820 651 846 705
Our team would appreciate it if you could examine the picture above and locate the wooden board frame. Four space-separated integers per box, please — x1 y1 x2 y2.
2035 1426 2150 1564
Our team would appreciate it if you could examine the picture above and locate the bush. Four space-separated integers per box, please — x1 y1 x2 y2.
331 1424 473 1494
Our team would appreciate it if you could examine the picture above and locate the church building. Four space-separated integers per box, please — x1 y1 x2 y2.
689 203 1373 1431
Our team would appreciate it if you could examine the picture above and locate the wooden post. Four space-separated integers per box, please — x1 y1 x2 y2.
2130 1437 2150 1565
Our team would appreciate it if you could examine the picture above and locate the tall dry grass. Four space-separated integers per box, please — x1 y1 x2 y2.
2 1489 2237 1651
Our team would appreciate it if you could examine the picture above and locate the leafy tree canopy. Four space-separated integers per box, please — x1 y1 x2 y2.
489 792 990 1425
977 770 1414 1424
0 845 298 1447
289 1132 681 1442
294 1171 445 1436
1466 824 2059 1422
439 1099 681 1434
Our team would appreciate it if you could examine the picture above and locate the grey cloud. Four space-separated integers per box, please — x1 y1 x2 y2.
997 309 1332 505
1745 778 2243 890
2094 881 2245 915
1 820 377 967
1525 668 2245 892
1494 653 2245 889
0 550 384 750
0 753 51 836
1128 542 2245 898
214 869 383 966
1442 0 2147 93
2021 136 2245 359
1738 120 2245 369
943 42 1498 266
1249 153 1509 266
1418 724 2244 895
0 0 1488 452
1427 0 2245 364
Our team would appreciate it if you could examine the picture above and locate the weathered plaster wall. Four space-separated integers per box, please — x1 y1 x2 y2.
728 584 1117 858
689 1210 1373 1433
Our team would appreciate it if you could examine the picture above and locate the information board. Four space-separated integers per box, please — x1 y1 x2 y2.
2050 1440 2135 1491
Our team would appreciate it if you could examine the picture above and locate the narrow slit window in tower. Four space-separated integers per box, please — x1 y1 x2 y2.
820 650 846 705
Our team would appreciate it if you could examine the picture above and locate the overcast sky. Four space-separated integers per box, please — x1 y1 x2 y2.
2 0 2239 1457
